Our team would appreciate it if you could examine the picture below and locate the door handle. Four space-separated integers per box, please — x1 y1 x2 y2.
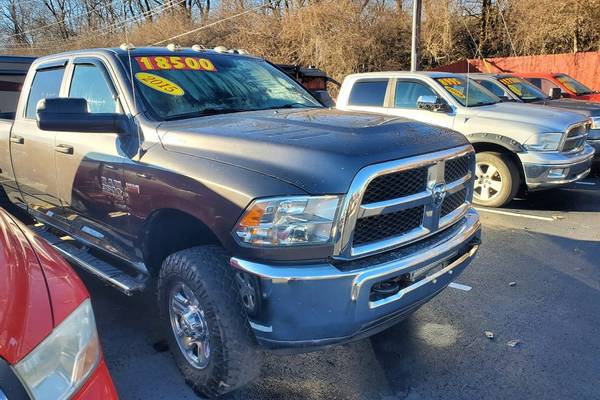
10 136 24 144
55 144 74 154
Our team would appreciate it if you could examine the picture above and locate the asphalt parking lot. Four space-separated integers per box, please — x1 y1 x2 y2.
79 177 600 400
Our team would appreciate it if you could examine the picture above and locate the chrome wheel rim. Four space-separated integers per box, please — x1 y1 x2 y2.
169 283 210 370
474 162 504 202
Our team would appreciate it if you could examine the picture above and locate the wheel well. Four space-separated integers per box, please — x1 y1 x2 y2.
471 142 526 194
142 209 220 275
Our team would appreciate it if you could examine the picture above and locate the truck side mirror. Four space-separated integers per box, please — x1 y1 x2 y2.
417 95 451 113
549 87 562 100
36 98 129 134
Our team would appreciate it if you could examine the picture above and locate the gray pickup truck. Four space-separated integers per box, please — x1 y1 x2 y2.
337 72 595 207
471 73 600 164
0 48 481 397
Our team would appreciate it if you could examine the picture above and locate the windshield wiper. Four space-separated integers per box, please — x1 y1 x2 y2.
164 108 248 121
259 102 319 111
468 101 498 107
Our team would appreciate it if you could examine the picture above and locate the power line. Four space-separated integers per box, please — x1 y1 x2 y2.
1 0 120 41
151 1 272 45
1 0 186 51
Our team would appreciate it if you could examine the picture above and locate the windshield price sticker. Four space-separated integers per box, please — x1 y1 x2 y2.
437 78 466 99
135 56 217 72
499 78 522 96
135 72 185 96
438 77 462 86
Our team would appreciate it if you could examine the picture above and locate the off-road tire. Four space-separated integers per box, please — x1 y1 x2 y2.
158 245 263 398
473 151 520 208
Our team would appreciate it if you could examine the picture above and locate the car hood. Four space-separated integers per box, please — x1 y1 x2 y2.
158 108 469 194
532 99 600 117
462 102 588 132
574 92 600 102
0 210 53 364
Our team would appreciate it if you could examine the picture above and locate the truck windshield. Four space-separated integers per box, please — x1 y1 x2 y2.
497 76 547 102
125 53 321 120
554 74 594 95
434 77 500 107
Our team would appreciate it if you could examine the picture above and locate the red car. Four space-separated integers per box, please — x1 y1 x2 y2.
0 208 117 399
515 72 600 102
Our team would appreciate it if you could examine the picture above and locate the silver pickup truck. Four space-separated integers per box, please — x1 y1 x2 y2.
337 71 595 207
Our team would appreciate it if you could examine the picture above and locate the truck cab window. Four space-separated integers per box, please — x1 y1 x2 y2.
478 80 506 97
394 81 435 109
0 76 24 119
69 64 118 113
25 67 65 119
348 80 388 107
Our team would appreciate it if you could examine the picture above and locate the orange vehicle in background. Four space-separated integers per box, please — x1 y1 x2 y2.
515 72 600 102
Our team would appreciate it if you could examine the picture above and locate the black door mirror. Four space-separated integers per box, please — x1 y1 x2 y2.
417 95 451 113
36 98 129 134
549 87 562 100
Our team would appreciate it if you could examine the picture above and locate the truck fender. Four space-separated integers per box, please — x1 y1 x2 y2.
466 133 525 153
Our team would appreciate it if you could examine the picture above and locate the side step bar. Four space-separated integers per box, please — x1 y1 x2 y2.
31 225 147 296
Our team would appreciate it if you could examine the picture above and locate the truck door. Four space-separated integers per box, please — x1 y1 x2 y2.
387 79 456 130
54 58 137 264
9 62 67 224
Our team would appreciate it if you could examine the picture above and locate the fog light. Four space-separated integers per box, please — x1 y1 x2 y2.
548 168 567 178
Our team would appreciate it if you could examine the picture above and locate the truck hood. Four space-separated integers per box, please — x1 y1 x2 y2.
461 102 588 133
532 98 600 117
158 108 469 194
574 92 600 102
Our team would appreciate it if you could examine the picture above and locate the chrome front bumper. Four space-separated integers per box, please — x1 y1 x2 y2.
519 144 595 190
230 209 481 350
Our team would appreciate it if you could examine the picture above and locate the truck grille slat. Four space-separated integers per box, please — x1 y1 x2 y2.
353 206 424 245
362 168 428 203
441 188 467 217
334 146 475 260
562 123 588 152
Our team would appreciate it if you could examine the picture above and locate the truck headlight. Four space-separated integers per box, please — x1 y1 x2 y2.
523 132 563 151
234 195 341 246
14 299 100 400
590 117 600 130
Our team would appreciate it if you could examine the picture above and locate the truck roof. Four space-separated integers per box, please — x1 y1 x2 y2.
37 46 261 61
345 71 459 79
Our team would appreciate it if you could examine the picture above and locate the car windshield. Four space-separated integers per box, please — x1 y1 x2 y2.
434 76 500 107
497 76 547 102
124 53 322 120
554 74 594 95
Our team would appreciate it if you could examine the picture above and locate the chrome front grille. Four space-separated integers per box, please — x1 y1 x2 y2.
562 123 588 152
333 145 475 260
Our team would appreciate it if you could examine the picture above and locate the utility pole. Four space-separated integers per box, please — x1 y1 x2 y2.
411 0 422 72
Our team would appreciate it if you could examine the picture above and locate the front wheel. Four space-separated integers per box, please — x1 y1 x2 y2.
158 245 263 398
473 152 520 208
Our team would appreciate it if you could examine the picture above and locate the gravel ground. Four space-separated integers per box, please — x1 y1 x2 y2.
80 177 600 400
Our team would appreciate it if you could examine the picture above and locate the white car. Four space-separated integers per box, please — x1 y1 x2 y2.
336 71 595 207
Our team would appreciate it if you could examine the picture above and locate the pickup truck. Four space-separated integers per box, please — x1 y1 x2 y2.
472 73 600 164
0 207 117 400
337 71 595 207
0 47 481 397
515 72 600 103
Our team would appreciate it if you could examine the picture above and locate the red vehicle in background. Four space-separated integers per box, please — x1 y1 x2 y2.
0 208 117 399
515 72 600 102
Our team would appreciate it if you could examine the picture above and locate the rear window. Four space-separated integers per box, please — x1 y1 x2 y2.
25 67 65 119
0 74 25 119
348 80 388 107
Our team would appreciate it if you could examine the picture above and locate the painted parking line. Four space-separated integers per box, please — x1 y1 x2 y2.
474 207 555 222
448 282 472 292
